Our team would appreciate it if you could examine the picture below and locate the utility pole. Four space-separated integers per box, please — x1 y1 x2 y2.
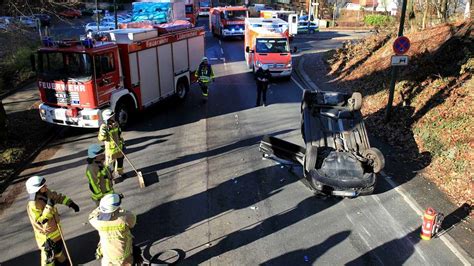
384 0 408 122
114 0 118 29
96 0 100 32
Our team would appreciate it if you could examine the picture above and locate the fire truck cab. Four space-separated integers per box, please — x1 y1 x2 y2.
210 6 248 39
244 18 293 78
198 0 211 16
36 27 205 128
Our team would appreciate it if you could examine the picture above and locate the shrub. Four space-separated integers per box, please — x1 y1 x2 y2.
364 14 394 27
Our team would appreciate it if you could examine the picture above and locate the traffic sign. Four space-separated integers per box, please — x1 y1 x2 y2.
391 55 409 66
393 36 410 55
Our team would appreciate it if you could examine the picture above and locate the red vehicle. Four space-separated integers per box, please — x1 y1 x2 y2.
198 0 211 16
210 6 248 39
58 8 82 18
185 3 197 25
35 26 205 128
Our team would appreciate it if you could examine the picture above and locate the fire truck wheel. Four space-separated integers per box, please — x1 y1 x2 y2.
115 100 132 128
362 147 385 173
176 79 189 101
348 92 362 111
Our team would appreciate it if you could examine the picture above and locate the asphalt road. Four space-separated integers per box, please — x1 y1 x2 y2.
0 17 471 265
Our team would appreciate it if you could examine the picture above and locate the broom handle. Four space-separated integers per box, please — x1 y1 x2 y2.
55 216 73 265
109 137 140 174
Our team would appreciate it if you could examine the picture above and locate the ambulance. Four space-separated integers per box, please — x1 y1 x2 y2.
244 17 297 78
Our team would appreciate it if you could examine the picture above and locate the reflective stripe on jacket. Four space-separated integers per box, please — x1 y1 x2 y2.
27 190 71 247
86 160 114 201
98 122 123 156
195 63 214 79
89 208 136 265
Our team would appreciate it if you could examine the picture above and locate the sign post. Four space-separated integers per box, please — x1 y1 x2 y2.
385 0 409 122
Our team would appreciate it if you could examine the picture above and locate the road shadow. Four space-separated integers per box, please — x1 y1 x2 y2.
346 227 421 265
183 196 341 264
1 229 99 265
134 162 316 260
260 230 351 265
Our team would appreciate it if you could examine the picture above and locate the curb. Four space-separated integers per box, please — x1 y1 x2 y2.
294 55 319 91
0 78 36 100
0 126 65 195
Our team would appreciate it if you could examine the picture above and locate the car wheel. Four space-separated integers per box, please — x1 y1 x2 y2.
348 92 363 111
362 147 385 173
304 144 317 174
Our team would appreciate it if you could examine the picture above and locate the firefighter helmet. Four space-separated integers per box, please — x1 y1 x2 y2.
88 144 104 159
26 175 46 194
202 57 208 62
261 64 269 71
99 194 121 214
102 109 115 121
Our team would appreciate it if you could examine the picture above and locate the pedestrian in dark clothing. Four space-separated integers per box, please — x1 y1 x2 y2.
255 65 271 106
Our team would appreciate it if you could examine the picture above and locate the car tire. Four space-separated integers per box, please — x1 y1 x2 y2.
362 147 385 173
304 144 317 174
348 92 363 111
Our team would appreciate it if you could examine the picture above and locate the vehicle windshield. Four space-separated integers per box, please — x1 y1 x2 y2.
256 38 289 53
223 10 247 20
38 52 93 81
199 1 210 7
185 5 193 14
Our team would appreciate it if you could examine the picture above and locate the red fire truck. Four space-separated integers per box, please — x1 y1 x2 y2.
210 6 248 39
198 0 211 16
35 26 205 128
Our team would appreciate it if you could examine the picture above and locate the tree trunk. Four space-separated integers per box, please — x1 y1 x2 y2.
0 101 7 143
422 0 429 29
440 0 448 22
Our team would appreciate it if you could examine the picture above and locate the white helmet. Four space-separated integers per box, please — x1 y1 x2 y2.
26 175 46 194
202 57 208 62
102 109 114 121
99 194 121 214
261 64 269 71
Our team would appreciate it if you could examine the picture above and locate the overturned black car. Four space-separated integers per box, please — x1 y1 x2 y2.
260 90 385 197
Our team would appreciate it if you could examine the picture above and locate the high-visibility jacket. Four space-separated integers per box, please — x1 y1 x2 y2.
86 160 114 201
27 190 71 248
98 121 123 157
89 208 136 265
195 63 214 82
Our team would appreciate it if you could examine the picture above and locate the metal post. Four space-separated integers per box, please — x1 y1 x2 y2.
384 0 408 122
96 0 100 32
114 0 118 29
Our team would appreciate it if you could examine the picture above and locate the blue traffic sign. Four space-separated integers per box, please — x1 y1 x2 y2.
393 36 410 55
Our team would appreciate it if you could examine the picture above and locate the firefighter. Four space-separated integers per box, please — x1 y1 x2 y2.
86 144 115 206
195 57 215 97
255 64 271 107
98 109 125 180
89 194 142 265
25 175 80 266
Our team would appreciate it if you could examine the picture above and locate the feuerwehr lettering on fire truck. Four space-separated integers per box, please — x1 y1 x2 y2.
38 81 86 92
177 31 198 40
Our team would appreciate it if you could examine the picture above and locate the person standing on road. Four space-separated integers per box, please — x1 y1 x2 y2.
26 175 80 266
86 144 115 206
89 194 142 265
98 109 125 180
255 64 271 107
195 57 215 97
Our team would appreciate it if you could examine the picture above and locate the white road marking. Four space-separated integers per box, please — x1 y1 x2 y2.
380 172 472 265
291 76 305 91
